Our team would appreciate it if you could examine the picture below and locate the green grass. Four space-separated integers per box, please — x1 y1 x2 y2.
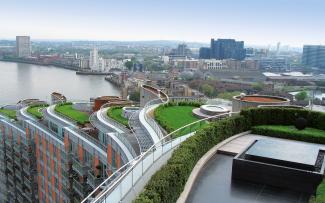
154 104 207 138
0 108 17 120
107 106 129 127
55 103 89 125
27 104 49 119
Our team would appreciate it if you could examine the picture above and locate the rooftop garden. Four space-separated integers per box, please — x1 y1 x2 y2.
27 104 49 119
107 106 129 127
135 107 325 203
55 102 89 125
154 102 206 138
0 108 17 120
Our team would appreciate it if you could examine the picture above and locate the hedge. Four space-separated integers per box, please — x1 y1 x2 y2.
134 115 250 203
252 125 325 144
240 107 325 131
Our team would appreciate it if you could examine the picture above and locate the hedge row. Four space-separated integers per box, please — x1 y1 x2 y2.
240 107 325 131
134 115 250 203
252 125 325 144
163 101 203 108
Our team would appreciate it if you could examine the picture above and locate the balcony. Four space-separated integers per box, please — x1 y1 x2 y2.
61 167 69 181
87 170 104 188
22 162 30 174
16 180 24 194
23 191 33 202
6 152 13 160
16 193 24 203
72 157 90 176
24 177 32 190
7 174 14 185
5 139 12 148
13 145 21 152
73 178 90 198
15 171 22 182
14 158 21 167
22 152 29 161
61 186 71 199
7 161 14 173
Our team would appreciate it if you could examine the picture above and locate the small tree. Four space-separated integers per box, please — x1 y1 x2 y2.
129 90 140 102
201 84 214 97
295 91 308 101
124 61 133 70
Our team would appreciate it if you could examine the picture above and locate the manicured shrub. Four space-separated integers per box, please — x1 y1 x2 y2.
295 117 307 130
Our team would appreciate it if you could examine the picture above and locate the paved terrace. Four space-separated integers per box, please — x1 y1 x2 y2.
187 134 325 203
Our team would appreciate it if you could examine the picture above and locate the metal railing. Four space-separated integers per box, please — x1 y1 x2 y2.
92 104 138 158
87 170 104 189
81 110 238 203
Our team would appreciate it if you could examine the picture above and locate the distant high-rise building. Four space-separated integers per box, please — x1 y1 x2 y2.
169 44 192 58
276 42 281 55
16 36 31 58
89 47 99 71
210 38 245 60
199 47 211 59
302 45 325 69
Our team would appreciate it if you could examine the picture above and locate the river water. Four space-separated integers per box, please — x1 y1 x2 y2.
0 61 120 104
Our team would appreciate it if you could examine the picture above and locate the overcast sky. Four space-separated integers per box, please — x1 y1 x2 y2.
0 0 324 47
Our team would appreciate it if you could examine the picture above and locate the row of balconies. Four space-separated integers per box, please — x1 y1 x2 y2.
72 157 105 188
73 178 91 198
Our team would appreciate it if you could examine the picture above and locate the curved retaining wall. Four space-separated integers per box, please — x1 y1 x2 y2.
232 95 290 112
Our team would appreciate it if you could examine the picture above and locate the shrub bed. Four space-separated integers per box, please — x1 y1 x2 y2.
134 115 250 203
252 125 325 144
107 106 129 127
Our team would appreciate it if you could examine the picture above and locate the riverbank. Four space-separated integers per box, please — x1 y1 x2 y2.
76 70 109 75
0 58 79 71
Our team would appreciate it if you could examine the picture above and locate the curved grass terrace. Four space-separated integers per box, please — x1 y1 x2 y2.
154 102 207 138
107 106 129 127
27 104 49 119
0 108 17 120
55 102 89 125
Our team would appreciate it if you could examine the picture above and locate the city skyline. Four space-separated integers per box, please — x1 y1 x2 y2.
0 0 324 47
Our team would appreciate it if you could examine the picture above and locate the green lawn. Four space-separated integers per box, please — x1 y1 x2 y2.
107 106 129 127
27 104 48 119
154 105 207 138
0 108 17 120
55 103 89 125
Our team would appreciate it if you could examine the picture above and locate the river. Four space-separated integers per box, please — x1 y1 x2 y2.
0 61 120 104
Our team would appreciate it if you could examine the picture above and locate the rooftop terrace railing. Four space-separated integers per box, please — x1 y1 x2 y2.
81 109 238 203
90 104 138 159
